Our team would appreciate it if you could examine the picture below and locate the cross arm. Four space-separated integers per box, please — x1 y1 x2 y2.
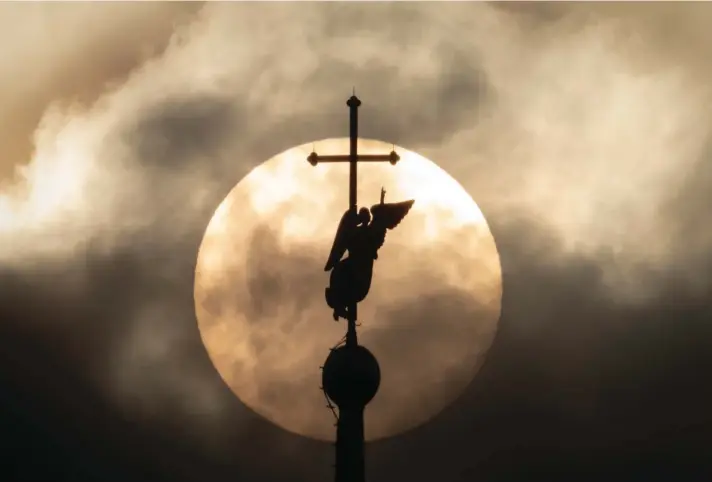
307 151 401 166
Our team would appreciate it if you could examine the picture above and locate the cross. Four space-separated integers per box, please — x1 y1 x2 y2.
306 93 401 345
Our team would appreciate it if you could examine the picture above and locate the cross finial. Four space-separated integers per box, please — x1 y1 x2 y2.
347 94 361 108
305 95 404 347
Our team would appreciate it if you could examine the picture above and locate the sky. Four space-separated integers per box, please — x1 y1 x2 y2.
1 2 712 481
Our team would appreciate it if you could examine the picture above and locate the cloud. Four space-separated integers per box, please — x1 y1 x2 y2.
2 2 712 480
0 2 201 180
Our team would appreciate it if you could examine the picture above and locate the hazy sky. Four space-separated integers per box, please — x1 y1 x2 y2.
2 3 712 481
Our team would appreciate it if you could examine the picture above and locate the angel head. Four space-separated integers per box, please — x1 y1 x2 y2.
358 207 371 226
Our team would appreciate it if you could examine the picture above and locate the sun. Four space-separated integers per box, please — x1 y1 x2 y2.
194 138 501 441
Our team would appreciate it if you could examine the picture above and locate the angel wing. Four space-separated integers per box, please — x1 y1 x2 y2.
324 209 359 271
370 200 415 229
369 199 415 251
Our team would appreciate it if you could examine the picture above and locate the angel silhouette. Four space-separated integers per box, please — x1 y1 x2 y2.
324 188 414 321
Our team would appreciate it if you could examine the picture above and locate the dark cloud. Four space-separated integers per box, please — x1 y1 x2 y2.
130 95 239 171
2 2 712 482
295 53 488 149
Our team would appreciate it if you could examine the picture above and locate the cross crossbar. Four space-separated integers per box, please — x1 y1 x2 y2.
307 152 400 164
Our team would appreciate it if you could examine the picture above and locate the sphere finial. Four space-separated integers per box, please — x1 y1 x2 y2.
322 344 380 408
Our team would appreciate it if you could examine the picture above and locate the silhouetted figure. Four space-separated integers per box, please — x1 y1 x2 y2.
324 188 414 321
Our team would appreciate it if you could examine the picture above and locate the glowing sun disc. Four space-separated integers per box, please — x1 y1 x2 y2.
194 138 502 441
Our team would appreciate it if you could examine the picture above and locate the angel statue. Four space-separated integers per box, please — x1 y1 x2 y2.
324 187 415 321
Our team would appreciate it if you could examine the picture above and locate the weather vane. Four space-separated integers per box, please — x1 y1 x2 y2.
306 94 414 482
